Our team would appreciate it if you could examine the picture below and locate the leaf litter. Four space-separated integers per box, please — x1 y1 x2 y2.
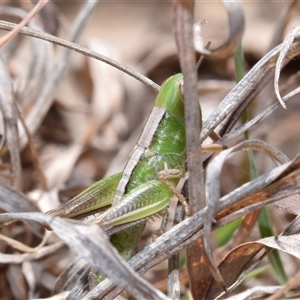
0 1 300 299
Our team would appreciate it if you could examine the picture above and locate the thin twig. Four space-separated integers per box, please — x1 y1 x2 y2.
0 20 160 93
0 0 48 47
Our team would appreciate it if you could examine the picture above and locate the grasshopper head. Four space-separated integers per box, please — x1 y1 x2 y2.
155 73 185 122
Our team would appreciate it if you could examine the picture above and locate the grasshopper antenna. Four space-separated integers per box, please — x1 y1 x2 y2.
196 41 211 70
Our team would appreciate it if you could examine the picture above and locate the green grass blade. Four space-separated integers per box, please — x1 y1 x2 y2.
235 42 287 285
258 208 288 284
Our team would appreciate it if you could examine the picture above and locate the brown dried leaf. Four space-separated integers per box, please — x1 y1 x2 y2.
216 153 300 220
42 40 125 189
18 1 98 150
214 210 261 266
87 39 124 131
43 144 83 189
206 215 300 298
270 194 300 215
205 242 265 299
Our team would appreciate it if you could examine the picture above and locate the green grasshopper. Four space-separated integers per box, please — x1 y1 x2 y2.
47 73 194 269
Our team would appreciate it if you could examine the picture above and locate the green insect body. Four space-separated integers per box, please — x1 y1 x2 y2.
117 73 186 197
98 74 186 260
47 73 187 268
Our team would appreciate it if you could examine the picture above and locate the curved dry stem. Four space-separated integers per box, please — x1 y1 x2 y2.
0 20 160 93
194 1 245 59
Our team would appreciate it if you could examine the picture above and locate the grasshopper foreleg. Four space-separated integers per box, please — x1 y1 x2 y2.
158 169 190 216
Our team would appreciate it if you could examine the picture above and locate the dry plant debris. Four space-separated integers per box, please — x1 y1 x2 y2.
0 1 300 299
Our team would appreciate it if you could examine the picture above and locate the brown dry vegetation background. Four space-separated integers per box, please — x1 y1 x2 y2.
1 1 300 299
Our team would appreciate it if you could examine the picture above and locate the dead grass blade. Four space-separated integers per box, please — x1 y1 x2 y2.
215 153 300 220
0 182 38 213
173 0 204 211
173 1 211 298
226 286 281 300
218 84 300 149
0 56 21 188
203 139 290 292
274 26 300 108
201 25 300 142
0 212 169 300
167 205 183 300
0 242 64 264
54 257 90 296
270 194 300 216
